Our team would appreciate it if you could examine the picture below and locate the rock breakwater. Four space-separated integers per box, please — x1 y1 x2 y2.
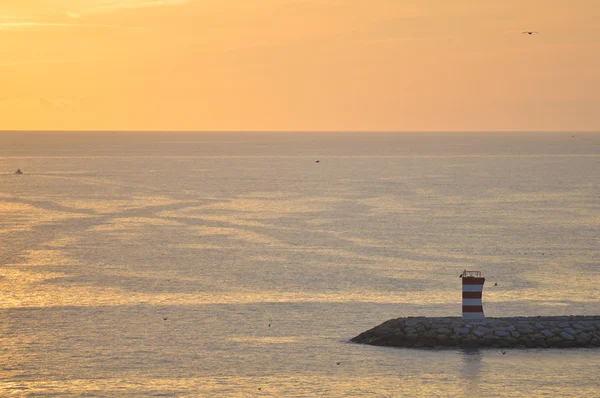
351 316 600 348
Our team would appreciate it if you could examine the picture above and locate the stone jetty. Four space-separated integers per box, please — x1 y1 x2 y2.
351 316 600 348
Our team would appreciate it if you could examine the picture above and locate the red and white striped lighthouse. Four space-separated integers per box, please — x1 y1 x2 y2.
461 270 485 320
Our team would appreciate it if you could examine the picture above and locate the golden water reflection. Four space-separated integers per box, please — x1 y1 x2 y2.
0 200 86 234
2 260 598 309
55 196 184 214
1 372 598 397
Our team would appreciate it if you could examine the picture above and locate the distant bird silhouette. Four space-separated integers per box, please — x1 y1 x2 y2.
336 362 341 365
163 317 168 321
14 169 23 175
258 387 261 391
501 350 507 355
522 31 538 35
459 273 463 278
268 323 271 328
315 160 320 163
494 282 498 286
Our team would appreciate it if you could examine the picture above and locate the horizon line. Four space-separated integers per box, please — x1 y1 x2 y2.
1 129 599 134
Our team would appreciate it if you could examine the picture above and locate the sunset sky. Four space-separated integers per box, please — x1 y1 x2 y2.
1 1 598 131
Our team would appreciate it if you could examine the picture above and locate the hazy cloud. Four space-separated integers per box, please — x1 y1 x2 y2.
0 16 34 19
85 0 191 13
0 21 121 31
0 58 103 67
0 0 191 21
40 96 77 109
357 36 443 44
0 96 77 109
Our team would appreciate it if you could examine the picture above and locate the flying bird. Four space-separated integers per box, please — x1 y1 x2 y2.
522 31 538 35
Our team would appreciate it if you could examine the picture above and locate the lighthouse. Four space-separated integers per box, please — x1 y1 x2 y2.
460 270 485 320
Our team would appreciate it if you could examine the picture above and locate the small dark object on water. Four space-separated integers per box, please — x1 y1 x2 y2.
494 282 498 286
315 160 320 163
163 317 168 321
336 362 341 365
268 323 271 327
14 169 23 175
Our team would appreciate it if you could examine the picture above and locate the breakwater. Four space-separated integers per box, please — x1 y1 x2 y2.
351 316 600 348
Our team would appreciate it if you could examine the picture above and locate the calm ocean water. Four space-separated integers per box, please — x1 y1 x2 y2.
0 131 599 397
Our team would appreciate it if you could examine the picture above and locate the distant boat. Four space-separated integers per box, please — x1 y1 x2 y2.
14 169 23 175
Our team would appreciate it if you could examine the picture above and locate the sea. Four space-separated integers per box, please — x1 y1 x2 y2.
0 131 599 397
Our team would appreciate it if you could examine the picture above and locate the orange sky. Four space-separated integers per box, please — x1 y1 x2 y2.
1 0 599 131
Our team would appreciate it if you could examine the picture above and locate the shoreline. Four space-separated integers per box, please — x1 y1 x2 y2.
351 316 600 348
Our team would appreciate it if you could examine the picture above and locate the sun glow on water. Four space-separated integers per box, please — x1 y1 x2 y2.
0 132 599 395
